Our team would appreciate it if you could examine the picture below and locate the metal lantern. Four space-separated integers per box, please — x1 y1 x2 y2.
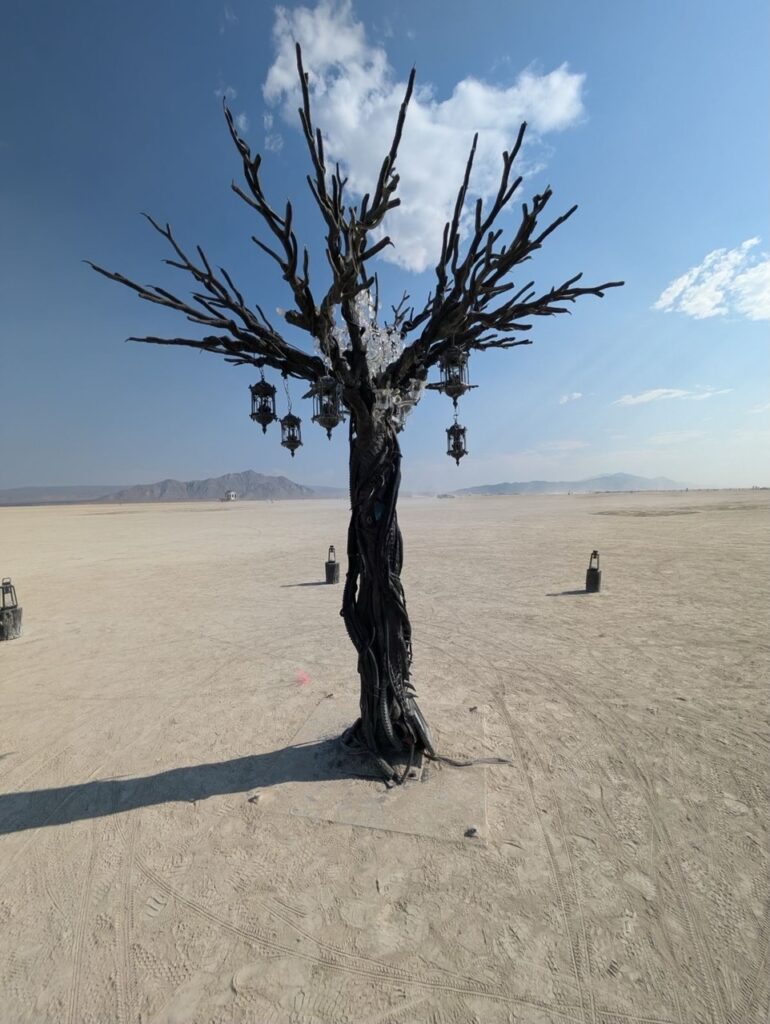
446 417 468 465
280 412 303 456
586 550 602 593
307 375 345 439
429 345 475 406
249 375 277 433
0 577 22 641
1 578 18 611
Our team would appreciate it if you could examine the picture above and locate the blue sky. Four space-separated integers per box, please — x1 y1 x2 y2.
1 0 768 490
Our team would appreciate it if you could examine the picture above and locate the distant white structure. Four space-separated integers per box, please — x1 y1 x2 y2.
223 490 237 502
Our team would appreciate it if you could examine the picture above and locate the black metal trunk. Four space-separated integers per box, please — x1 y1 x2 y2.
340 417 434 779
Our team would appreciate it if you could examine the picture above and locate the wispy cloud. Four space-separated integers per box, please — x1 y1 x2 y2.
263 0 586 272
558 392 583 404
214 84 237 101
234 112 249 133
220 4 238 34
749 402 770 414
687 387 732 400
263 113 283 152
614 386 732 406
654 238 770 321
650 430 705 445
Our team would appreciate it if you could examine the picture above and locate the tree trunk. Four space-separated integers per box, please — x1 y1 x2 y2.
340 417 435 781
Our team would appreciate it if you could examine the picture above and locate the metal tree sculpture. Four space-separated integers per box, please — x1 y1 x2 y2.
90 46 622 782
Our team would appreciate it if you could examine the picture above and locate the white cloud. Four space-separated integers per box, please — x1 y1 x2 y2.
559 392 582 404
615 388 690 405
731 259 770 320
654 238 770 321
263 0 585 272
687 387 732 400
650 430 705 445
234 112 249 132
214 84 237 101
750 402 770 414
220 4 238 33
614 386 732 406
263 112 283 152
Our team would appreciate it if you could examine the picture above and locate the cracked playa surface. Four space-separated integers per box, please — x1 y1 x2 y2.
0 490 768 1023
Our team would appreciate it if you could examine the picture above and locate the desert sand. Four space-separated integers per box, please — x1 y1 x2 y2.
0 490 768 1023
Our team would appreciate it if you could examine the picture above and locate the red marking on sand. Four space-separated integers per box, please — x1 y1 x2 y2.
295 670 312 686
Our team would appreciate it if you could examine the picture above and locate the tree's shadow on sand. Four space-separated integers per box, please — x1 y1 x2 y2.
281 581 328 587
0 739 372 836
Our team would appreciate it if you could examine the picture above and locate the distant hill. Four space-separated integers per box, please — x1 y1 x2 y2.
99 471 315 503
0 471 336 506
455 473 685 496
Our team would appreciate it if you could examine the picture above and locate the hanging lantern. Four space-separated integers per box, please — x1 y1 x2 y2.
428 345 475 406
306 375 345 439
249 375 277 433
446 417 468 465
280 412 303 456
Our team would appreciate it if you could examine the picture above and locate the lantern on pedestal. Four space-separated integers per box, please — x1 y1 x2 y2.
0 577 22 641
307 375 345 439
280 412 303 456
446 417 468 465
249 375 277 433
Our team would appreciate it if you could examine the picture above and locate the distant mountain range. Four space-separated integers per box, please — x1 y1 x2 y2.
455 473 685 495
0 472 344 506
97 471 316 503
0 471 686 506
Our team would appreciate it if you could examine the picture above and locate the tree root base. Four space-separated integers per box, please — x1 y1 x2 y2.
340 717 514 786
340 719 426 786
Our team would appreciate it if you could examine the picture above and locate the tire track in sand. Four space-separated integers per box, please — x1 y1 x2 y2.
419 627 593 1024
115 816 138 1024
470 621 731 1024
135 852 595 1023
66 818 98 1024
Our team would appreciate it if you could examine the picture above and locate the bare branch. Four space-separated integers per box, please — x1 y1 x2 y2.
293 43 418 370
87 248 325 381
386 121 623 386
